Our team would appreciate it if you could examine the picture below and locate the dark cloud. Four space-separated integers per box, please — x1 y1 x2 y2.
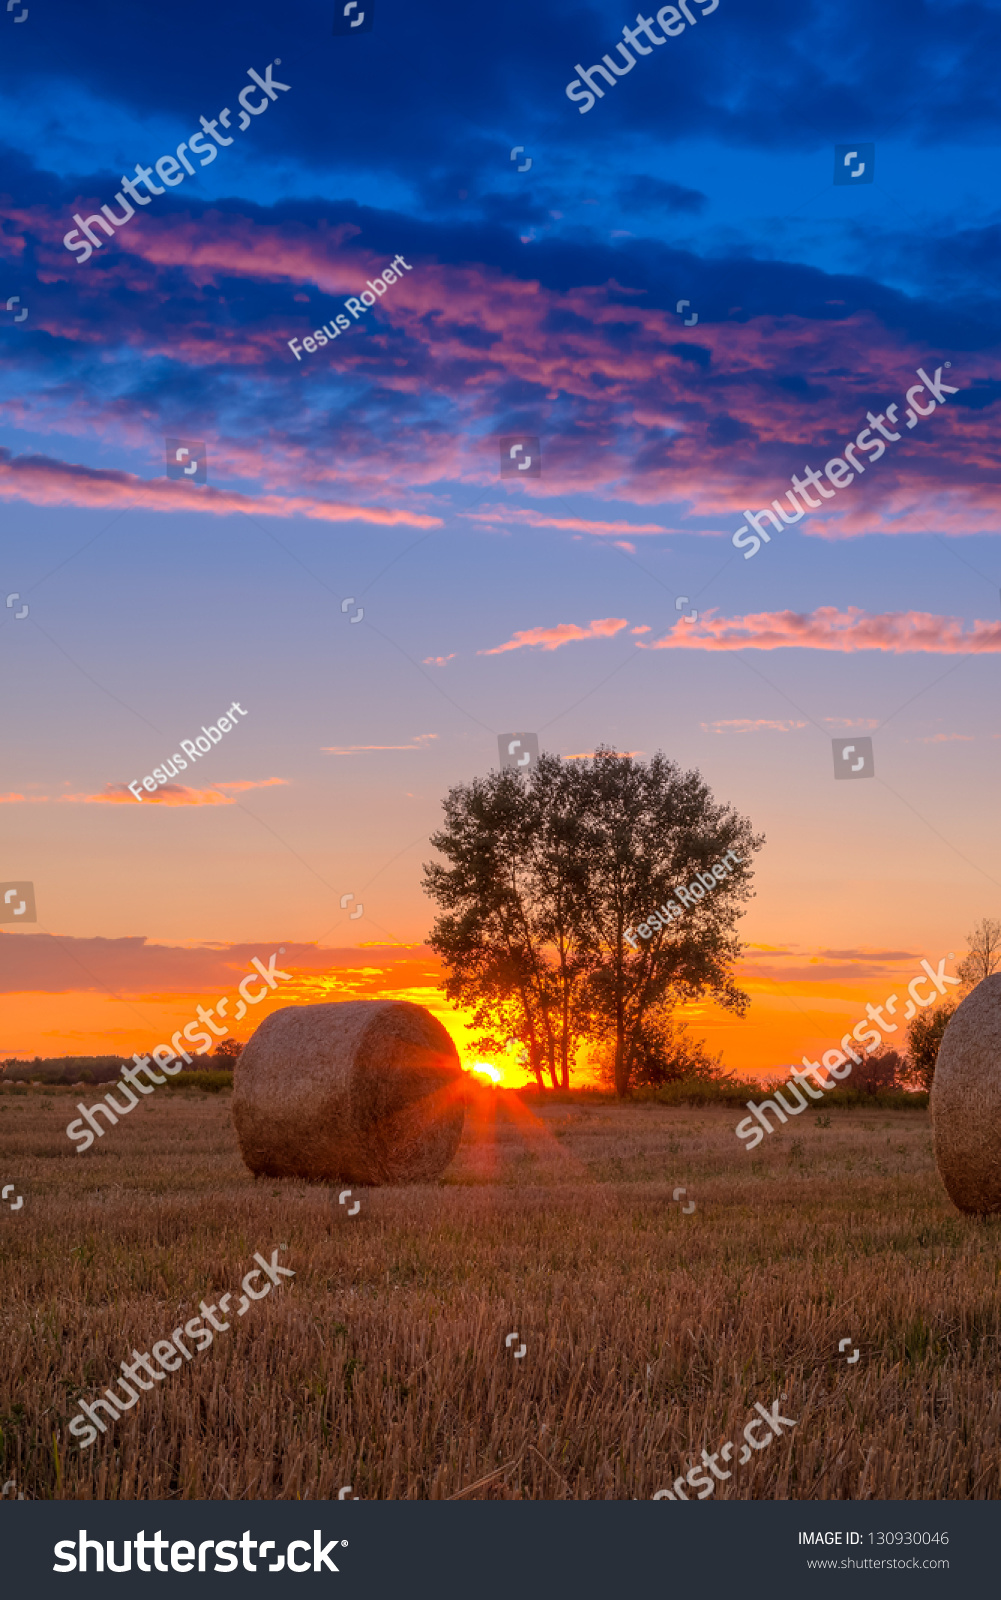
0 933 432 995
616 177 708 214
817 950 923 962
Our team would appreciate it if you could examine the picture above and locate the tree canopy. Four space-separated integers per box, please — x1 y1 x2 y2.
423 747 762 1095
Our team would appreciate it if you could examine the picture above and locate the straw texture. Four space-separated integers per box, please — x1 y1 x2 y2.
232 1000 464 1184
931 974 1001 1215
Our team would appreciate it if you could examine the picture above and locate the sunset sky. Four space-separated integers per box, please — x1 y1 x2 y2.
1 0 998 1080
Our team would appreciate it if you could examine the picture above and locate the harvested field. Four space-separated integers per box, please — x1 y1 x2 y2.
1 1082 999 1500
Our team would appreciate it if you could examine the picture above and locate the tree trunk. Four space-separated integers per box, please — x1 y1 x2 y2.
614 1023 630 1097
614 953 629 1095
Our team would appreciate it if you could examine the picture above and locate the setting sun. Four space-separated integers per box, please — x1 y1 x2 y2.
470 1062 501 1084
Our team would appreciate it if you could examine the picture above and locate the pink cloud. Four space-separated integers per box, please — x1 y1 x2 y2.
462 509 667 537
421 653 456 666
701 719 808 733
479 617 629 655
0 448 440 528
14 200 999 538
649 607 1001 653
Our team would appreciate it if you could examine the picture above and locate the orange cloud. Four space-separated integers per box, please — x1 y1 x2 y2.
479 617 629 655
0 778 288 806
78 784 235 806
421 653 456 666
649 607 1001 653
211 778 289 792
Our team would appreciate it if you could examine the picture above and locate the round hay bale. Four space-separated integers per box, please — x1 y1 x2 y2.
232 999 464 1185
931 974 1001 1214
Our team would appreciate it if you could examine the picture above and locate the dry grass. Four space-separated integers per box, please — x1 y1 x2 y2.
2 1081 999 1500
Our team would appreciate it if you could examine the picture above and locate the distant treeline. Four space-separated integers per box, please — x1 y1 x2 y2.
518 1080 929 1111
0 1054 235 1085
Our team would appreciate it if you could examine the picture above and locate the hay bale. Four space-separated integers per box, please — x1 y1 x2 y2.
931 974 1001 1214
232 999 464 1184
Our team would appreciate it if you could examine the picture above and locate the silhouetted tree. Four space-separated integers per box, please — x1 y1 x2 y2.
850 1043 905 1094
425 748 761 1096
956 916 1001 989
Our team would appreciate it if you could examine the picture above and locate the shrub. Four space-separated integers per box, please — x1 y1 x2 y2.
590 1008 725 1091
162 1070 233 1093
907 1003 957 1092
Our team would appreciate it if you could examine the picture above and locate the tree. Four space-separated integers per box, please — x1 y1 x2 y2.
956 917 1001 989
213 1037 243 1066
906 1003 956 1092
850 1043 905 1094
424 747 761 1096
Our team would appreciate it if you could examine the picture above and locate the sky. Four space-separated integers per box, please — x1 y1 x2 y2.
1 0 998 1078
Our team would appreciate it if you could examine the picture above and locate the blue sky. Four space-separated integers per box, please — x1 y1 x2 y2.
1 0 999 1069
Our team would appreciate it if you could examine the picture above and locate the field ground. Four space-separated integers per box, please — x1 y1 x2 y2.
1 1082 999 1500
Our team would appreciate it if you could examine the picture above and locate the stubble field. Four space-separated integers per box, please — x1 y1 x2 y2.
2 1082 998 1501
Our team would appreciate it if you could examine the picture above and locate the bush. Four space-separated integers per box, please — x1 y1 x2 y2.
589 1009 726 1091
649 1077 759 1107
162 1070 233 1093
